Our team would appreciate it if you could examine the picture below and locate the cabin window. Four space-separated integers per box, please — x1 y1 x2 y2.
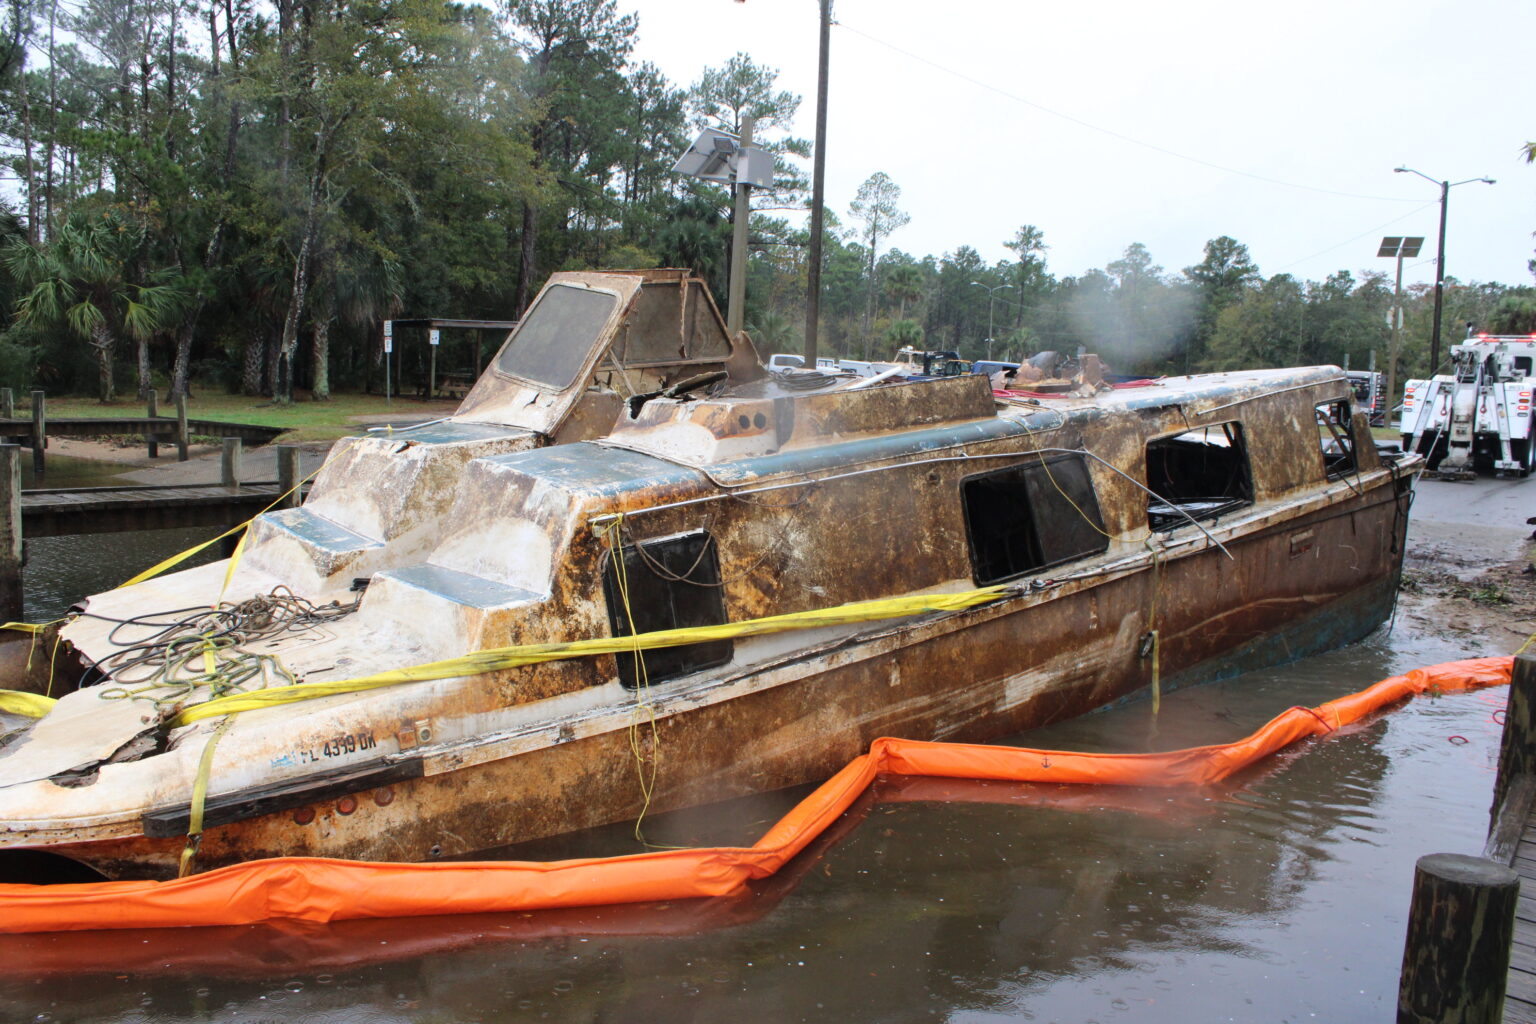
601 531 732 688
1145 422 1253 531
495 284 616 390
962 457 1109 584
1316 401 1356 477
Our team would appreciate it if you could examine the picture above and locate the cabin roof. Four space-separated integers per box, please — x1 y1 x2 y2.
478 365 1348 500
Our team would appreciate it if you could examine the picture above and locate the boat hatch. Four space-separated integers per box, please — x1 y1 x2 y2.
1146 422 1254 531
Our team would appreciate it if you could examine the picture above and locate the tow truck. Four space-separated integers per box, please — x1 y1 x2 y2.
1399 333 1536 479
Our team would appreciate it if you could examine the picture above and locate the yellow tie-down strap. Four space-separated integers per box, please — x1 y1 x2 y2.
0 689 55 718
168 585 1016 729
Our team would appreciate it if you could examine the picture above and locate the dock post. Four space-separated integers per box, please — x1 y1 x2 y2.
276 445 301 508
145 392 159 459
1397 852 1518 1024
175 394 189 462
1487 654 1536 862
0 388 12 420
29 390 44 478
0 444 21 623
221 438 243 490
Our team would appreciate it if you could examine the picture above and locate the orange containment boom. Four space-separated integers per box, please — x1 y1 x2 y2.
0 655 1514 934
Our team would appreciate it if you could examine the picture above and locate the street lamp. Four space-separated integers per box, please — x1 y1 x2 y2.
1392 167 1495 374
971 281 1013 361
1376 235 1423 427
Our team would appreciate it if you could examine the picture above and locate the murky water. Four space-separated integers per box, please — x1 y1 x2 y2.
12 456 226 624
0 528 1515 1022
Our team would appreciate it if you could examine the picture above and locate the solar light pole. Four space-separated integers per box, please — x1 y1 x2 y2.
1393 168 1495 375
971 281 1013 361
673 122 774 336
1376 236 1424 426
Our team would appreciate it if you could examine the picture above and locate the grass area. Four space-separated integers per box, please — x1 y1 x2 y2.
33 392 463 444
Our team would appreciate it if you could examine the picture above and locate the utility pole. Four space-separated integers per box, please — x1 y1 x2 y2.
726 115 754 336
1430 178 1449 375
803 0 831 365
1393 168 1494 376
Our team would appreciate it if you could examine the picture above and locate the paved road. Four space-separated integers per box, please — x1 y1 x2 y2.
1406 471 1534 576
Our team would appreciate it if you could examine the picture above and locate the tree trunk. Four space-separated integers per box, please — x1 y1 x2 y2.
514 199 537 316
136 335 152 399
241 338 264 395
170 322 195 399
311 289 333 401
91 323 116 403
19 35 37 244
276 181 321 405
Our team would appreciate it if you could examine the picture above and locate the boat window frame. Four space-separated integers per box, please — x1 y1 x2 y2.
1315 399 1358 479
960 454 1110 585
600 529 733 689
1144 420 1255 532
488 282 623 393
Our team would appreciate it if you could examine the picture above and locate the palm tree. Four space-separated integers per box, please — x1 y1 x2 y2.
746 309 797 354
885 264 924 322
3 212 186 402
311 232 404 401
885 318 923 357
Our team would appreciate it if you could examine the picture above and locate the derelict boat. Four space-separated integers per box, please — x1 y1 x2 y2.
0 310 1420 880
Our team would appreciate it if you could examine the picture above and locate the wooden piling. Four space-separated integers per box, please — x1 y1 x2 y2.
1486 654 1536 864
0 444 21 623
29 390 44 478
175 394 189 462
1397 852 1519 1024
0 388 12 420
145 392 159 459
276 445 301 509
221 438 243 490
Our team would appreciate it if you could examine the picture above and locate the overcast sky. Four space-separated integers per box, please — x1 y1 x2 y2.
622 0 1534 292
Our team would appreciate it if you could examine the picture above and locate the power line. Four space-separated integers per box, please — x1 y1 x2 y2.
837 21 1423 205
1270 202 1438 273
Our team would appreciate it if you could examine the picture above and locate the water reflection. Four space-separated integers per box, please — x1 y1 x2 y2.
0 531 1507 1022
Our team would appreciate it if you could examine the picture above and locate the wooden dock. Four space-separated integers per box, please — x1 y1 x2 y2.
1396 654 1536 1023
1478 651 1536 1024
0 388 286 475
1505 821 1536 1022
19 480 303 537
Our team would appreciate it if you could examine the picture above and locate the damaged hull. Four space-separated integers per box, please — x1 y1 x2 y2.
0 293 1418 881
9 455 1411 878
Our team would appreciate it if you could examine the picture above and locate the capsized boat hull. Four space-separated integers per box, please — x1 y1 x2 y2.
31 474 1409 881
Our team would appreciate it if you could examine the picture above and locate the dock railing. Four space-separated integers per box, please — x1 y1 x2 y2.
0 388 287 476
0 437 307 623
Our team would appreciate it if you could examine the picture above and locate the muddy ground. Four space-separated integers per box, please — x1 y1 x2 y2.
1397 472 1536 655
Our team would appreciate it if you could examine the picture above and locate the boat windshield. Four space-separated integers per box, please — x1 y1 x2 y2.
494 284 617 390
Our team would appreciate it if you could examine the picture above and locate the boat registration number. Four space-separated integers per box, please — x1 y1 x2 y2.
273 731 379 767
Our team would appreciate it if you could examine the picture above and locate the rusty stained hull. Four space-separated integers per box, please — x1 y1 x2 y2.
42 473 1409 881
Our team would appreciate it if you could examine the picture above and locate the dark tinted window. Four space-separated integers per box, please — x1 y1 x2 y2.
1145 422 1253 531
963 457 1108 584
495 284 616 390
602 531 732 688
